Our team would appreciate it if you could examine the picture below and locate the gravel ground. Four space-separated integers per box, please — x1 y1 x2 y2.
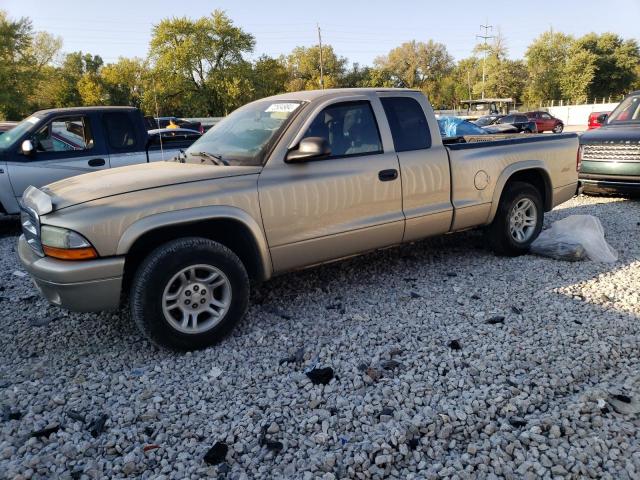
1 194 639 479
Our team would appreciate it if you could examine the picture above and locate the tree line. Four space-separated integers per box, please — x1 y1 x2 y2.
1 10 639 120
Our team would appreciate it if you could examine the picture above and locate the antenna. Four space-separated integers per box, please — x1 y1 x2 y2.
476 21 495 100
317 24 325 89
153 81 164 162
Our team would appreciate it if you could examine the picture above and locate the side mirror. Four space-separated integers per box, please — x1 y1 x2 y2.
21 139 35 156
285 137 331 163
597 113 609 124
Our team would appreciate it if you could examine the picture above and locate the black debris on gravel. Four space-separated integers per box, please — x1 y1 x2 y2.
306 367 334 385
203 441 228 465
30 424 61 438
88 414 108 438
509 418 527 428
485 316 505 325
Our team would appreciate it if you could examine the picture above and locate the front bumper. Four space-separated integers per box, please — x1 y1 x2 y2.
18 235 125 312
579 174 640 195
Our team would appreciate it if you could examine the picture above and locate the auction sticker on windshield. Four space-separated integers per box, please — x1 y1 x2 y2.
265 103 300 113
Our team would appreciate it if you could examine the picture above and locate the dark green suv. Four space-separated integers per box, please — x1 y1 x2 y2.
579 91 640 195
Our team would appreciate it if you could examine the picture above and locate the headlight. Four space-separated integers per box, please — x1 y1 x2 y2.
40 225 98 260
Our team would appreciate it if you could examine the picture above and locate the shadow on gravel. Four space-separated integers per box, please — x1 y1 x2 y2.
0 216 20 238
3 197 639 355
254 197 639 308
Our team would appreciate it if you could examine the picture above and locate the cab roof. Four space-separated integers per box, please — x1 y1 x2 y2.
262 87 420 103
32 106 139 117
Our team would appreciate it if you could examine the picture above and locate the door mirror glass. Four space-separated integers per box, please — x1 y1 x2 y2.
597 113 609 124
285 137 331 163
21 139 34 156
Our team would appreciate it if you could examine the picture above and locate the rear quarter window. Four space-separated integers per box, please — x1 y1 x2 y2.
381 97 431 152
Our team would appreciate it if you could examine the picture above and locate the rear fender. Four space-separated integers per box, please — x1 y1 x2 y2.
486 161 552 224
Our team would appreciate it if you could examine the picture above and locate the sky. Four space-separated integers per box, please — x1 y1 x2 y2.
3 0 640 65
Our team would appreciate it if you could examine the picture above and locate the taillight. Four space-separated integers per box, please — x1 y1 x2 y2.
577 146 582 172
199 125 204 134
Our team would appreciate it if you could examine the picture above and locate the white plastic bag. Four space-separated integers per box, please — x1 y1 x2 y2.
530 215 617 263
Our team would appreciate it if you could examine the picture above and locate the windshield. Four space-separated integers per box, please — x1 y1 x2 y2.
438 116 487 137
185 100 303 166
0 115 41 151
607 94 640 124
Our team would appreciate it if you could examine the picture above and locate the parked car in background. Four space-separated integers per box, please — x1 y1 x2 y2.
474 114 537 134
0 121 18 136
17 88 578 349
525 111 564 133
588 111 611 130
0 107 199 215
579 91 640 194
146 116 204 134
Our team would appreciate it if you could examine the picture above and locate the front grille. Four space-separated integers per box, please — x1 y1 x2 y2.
20 206 44 256
582 144 640 162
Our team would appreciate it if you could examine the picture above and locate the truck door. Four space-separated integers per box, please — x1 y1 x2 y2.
103 111 148 168
378 93 453 242
7 113 108 202
259 96 404 272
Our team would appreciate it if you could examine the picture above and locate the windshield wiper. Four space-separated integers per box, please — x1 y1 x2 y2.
190 151 229 166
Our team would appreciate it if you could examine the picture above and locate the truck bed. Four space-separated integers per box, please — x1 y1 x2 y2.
444 133 579 231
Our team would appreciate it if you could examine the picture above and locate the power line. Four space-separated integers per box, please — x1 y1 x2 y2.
476 22 495 99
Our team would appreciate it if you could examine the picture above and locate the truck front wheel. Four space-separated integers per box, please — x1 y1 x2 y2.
130 237 249 350
485 181 543 256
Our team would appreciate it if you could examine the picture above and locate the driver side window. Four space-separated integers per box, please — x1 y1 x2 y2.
34 116 94 153
302 101 382 158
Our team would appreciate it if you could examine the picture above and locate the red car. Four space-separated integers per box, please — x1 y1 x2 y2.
525 111 564 133
587 111 610 130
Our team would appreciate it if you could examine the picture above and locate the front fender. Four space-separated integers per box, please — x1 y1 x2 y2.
116 205 272 280
486 160 552 224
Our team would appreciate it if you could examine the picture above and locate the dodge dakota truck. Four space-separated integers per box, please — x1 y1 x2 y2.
17 89 579 350
0 106 198 215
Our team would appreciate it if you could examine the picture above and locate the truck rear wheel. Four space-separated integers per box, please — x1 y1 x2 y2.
130 237 249 350
485 181 543 256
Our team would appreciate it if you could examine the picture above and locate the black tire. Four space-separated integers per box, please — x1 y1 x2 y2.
130 237 249 350
485 181 543 256
553 124 564 133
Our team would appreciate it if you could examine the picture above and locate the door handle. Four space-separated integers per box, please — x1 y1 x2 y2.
88 158 105 167
378 169 398 182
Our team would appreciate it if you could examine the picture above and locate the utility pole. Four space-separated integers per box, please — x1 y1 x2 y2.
317 24 325 90
476 22 494 100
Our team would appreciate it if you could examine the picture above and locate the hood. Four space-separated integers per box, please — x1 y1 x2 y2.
44 161 262 210
580 124 640 145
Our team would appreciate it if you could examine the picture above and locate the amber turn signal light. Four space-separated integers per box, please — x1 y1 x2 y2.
42 245 98 261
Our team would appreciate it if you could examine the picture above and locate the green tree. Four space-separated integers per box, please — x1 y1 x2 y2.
560 46 596 103
340 63 374 87
285 45 346 91
101 57 148 107
49 52 104 108
0 11 33 119
147 10 255 116
374 40 454 105
573 32 640 99
251 55 287 98
524 30 573 104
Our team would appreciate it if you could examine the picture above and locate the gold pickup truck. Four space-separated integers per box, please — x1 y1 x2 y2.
18 89 579 350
